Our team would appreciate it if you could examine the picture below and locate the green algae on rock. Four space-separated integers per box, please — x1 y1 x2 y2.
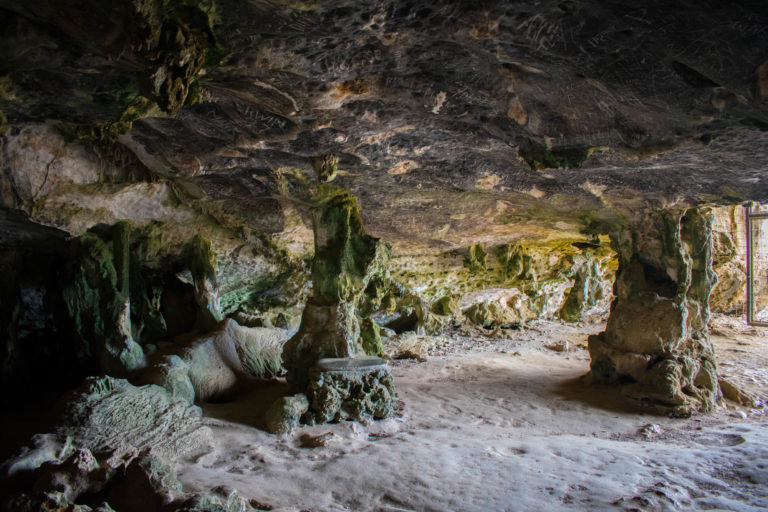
309 184 391 305
182 234 224 330
304 357 395 424
309 154 339 183
463 243 488 273
587 208 719 416
359 317 385 357
283 184 391 391
63 228 147 376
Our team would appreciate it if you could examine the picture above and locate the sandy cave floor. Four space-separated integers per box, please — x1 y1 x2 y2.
177 315 768 512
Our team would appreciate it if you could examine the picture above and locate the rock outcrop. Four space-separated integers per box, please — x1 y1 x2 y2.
0 376 266 512
282 184 390 391
588 208 719 415
140 318 286 403
304 357 395 425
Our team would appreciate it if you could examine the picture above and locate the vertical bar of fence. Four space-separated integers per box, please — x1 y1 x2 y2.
746 204 754 325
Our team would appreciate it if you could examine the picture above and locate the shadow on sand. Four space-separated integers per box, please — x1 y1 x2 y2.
196 378 292 432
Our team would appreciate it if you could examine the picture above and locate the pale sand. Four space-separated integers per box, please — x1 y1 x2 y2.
177 315 768 512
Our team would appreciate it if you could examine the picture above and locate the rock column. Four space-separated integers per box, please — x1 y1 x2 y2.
587 208 719 415
63 223 146 376
282 184 390 391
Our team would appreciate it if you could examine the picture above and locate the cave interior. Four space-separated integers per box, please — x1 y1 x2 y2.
1 0 768 511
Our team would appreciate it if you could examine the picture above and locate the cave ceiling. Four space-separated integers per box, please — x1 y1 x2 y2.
1 0 768 252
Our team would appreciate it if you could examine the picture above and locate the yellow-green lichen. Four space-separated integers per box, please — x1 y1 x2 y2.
463 243 487 273
310 184 390 304
360 317 384 357
183 234 217 282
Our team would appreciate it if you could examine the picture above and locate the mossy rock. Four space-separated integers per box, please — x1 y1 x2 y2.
360 317 384 357
310 185 391 304
463 301 522 329
431 295 458 316
519 140 593 170
463 243 487 273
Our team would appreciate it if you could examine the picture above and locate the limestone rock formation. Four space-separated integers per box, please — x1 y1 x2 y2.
55 376 213 461
283 184 390 391
0 376 277 512
265 394 310 435
4 441 254 512
587 208 719 415
304 358 395 425
710 206 748 314
139 318 286 402
0 0 767 456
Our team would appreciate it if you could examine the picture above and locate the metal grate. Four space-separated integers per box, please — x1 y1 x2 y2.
746 204 768 326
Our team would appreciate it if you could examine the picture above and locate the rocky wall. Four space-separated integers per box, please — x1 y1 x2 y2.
1 124 313 391
710 205 748 314
386 238 617 331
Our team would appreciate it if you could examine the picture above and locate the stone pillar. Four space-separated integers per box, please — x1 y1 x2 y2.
183 235 223 332
587 208 719 416
282 184 390 391
64 225 146 376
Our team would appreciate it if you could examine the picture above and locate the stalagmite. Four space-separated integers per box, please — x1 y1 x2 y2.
282 184 391 390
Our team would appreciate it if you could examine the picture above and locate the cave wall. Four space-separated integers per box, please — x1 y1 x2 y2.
388 238 617 329
710 205 748 314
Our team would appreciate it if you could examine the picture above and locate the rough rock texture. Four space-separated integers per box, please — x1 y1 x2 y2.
140 318 286 402
391 239 617 329
310 185 390 305
282 185 390 391
63 224 147 376
32 448 110 503
305 358 395 424
6 491 116 512
283 301 364 391
3 444 254 512
55 376 213 461
265 394 310 435
1 0 768 422
182 235 224 332
137 355 195 405
588 208 719 415
106 455 183 512
710 206 746 313
0 372 282 512
2 0 768 262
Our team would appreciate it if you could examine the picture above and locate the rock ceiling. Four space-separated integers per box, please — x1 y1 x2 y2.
1 0 768 251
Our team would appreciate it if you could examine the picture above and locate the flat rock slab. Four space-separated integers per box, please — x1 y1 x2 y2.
314 357 389 372
305 357 395 425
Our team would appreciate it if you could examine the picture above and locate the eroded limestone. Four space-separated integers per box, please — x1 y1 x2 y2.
588 208 719 415
283 184 391 392
265 394 310 435
304 357 395 425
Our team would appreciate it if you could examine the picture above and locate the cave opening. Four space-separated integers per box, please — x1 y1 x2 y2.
747 204 768 326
